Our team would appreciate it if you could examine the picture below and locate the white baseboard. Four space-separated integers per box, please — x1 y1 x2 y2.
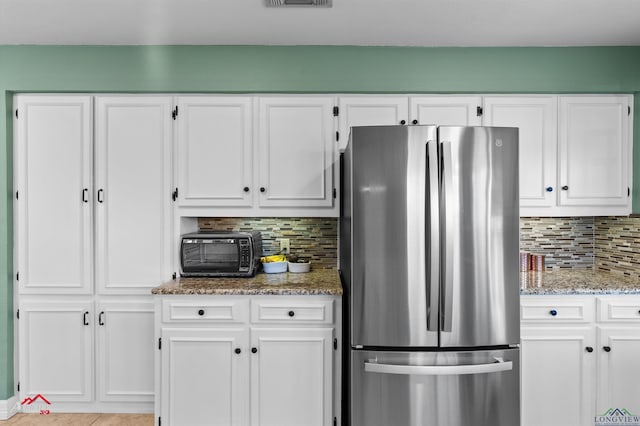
0 395 19 420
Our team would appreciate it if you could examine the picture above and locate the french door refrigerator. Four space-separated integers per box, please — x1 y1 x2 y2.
340 125 520 426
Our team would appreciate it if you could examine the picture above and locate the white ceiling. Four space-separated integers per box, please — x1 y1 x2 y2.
1 0 640 46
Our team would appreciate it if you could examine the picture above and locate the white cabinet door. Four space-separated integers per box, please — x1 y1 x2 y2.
257 97 336 209
96 300 155 403
251 328 334 426
596 326 640 415
520 326 595 426
14 95 93 294
19 300 93 403
483 96 558 211
337 96 408 152
176 97 253 207
558 96 631 212
161 328 249 426
94 96 173 294
410 96 482 126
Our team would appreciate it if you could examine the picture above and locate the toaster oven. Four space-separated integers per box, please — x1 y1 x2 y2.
180 231 262 277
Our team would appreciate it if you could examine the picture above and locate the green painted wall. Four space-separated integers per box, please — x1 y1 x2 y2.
2 45 640 400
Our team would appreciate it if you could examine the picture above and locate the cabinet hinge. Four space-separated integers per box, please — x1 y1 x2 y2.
333 188 337 199
333 106 339 117
16 309 19 319
172 272 177 280
333 338 337 350
171 106 178 120
17 382 20 392
476 106 483 117
172 188 178 202
336 131 339 142
15 109 18 119
158 338 162 350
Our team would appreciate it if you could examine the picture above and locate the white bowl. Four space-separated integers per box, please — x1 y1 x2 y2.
288 261 311 273
262 261 287 274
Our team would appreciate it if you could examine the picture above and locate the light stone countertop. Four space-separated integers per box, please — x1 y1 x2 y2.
520 270 640 295
152 268 342 296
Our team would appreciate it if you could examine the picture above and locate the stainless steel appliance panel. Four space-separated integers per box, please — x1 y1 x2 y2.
351 348 520 426
438 126 520 347
348 125 438 348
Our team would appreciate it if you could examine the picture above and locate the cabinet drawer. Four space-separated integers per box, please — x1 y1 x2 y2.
521 297 595 323
162 298 249 323
251 298 334 324
597 296 640 322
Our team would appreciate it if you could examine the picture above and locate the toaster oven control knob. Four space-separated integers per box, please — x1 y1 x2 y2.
243 187 250 192
235 348 241 354
288 310 295 317
260 187 266 193
251 347 258 354
198 309 205 316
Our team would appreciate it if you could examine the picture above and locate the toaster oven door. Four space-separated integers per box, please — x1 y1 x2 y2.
182 239 240 273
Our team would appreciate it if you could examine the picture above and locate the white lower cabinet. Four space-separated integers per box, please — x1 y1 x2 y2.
156 295 340 426
521 295 640 426
18 297 155 411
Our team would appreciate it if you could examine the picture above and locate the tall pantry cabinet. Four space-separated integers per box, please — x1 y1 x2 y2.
14 95 172 412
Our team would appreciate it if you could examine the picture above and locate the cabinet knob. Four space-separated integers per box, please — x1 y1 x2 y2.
412 119 418 125
235 348 241 354
545 187 553 192
561 185 569 191
251 347 258 354
585 346 594 353
603 346 612 352
288 310 295 317
549 309 558 316
260 187 266 193
243 187 250 193
400 120 406 125
198 309 205 316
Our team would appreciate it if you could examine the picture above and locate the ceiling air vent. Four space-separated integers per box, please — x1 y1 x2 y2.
266 0 332 7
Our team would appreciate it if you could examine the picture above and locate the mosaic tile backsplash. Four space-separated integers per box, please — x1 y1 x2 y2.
519 217 595 269
521 216 640 278
198 217 338 269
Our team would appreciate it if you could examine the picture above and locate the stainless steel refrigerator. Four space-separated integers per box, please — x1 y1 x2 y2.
340 125 520 426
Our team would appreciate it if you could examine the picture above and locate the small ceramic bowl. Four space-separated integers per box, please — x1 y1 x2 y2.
288 261 311 273
262 261 287 274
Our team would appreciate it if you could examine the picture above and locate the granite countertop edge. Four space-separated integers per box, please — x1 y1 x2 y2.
520 270 640 296
151 269 343 296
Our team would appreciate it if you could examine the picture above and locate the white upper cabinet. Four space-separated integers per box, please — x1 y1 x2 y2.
94 96 173 294
15 95 94 294
483 96 558 212
410 96 482 126
257 97 336 209
558 96 631 214
337 96 408 152
175 97 253 207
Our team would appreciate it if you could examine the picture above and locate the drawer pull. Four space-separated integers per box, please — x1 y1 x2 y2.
585 346 593 353
234 348 241 354
603 346 611 352
198 309 205 316
251 347 258 354
549 309 558 316
288 310 295 317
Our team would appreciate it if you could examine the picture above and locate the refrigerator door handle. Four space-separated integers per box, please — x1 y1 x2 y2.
441 141 454 332
426 140 440 332
364 358 513 376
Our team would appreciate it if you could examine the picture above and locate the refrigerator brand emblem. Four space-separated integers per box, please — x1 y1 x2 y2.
495 138 503 147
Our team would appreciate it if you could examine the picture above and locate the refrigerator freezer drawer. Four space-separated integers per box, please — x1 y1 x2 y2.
351 348 520 426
